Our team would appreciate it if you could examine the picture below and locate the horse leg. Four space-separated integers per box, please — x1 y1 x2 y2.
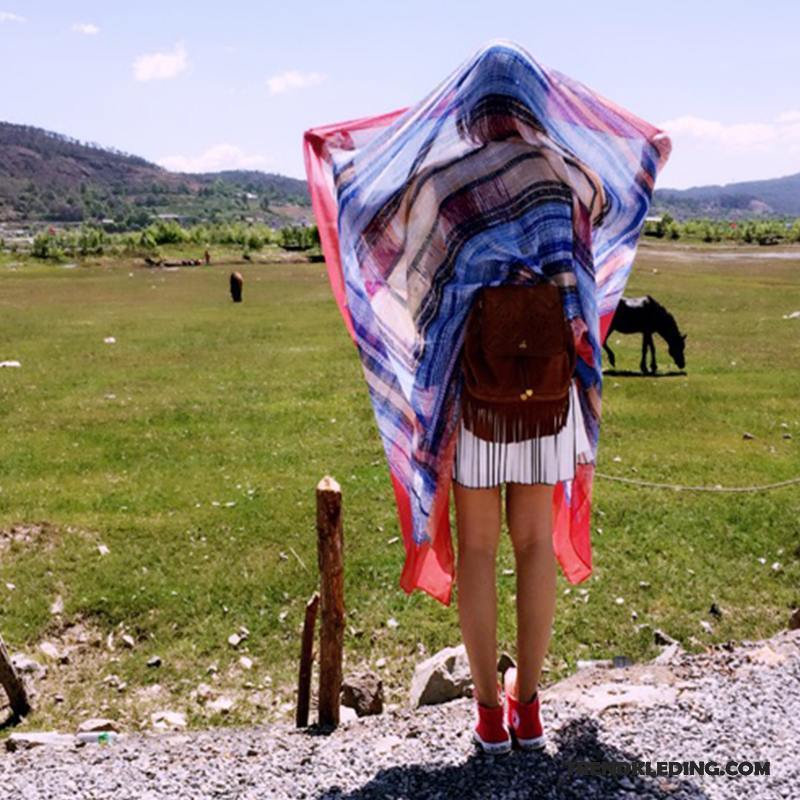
649 334 657 374
603 341 616 368
640 334 648 374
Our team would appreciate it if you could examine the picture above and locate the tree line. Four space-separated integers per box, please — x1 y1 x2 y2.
7 221 320 261
644 214 800 245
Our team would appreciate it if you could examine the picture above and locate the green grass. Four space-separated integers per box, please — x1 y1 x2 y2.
0 243 798 732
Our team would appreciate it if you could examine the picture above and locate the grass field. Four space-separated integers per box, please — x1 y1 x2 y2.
1 242 798 733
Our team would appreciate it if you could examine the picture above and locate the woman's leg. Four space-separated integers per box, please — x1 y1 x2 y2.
505 482 557 704
453 480 502 707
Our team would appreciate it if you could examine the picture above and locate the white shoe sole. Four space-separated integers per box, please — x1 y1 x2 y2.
514 732 546 750
472 730 512 754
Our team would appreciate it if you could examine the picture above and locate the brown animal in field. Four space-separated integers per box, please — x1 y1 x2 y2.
230 271 243 303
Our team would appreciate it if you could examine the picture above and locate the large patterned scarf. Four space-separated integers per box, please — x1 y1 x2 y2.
303 41 671 605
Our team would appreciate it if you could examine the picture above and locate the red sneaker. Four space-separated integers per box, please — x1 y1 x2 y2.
504 667 546 750
472 685 511 755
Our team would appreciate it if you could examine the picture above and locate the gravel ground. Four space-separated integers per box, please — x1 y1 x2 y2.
2 629 797 800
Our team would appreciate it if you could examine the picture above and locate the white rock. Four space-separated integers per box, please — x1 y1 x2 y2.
747 644 787 667
77 718 119 734
576 659 613 670
150 710 187 730
97 543 110 556
195 683 215 703
372 734 404 754
11 654 47 678
386 617 399 629
38 642 62 660
652 642 685 666
5 732 74 751
239 656 253 670
0 360 21 368
50 595 64 615
207 696 235 714
121 634 136 649
557 682 678 714
104 337 116 344
228 633 242 648
409 644 473 708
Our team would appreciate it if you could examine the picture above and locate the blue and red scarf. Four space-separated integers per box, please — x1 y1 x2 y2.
304 41 671 605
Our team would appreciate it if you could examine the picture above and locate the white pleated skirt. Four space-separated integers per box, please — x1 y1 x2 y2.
451 378 592 488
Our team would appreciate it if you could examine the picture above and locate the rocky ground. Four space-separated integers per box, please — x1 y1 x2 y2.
1 628 798 800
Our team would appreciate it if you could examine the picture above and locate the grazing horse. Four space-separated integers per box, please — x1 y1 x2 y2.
603 295 687 374
230 271 244 303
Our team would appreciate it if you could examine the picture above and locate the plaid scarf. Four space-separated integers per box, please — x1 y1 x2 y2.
303 41 671 605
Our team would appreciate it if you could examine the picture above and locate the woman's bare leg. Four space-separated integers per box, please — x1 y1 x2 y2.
505 482 557 704
453 480 502 707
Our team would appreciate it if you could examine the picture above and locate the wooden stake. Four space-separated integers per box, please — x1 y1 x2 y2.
0 634 31 719
316 475 345 727
295 592 319 728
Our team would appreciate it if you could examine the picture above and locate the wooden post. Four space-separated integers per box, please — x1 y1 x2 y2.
0 634 31 719
296 592 319 728
316 475 345 727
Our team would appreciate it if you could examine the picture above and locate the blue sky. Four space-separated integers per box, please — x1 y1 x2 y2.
1 1 798 189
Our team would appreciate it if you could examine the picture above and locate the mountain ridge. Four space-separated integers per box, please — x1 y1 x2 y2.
0 121 310 225
2 119 798 224
653 171 800 218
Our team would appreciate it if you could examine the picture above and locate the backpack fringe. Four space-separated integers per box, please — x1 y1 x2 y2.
461 392 570 443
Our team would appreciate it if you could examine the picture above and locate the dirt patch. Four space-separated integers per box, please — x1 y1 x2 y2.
1 615 296 733
0 522 98 559
0 521 61 554
641 245 800 262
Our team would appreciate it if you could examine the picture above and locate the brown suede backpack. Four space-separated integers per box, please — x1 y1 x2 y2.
460 282 576 443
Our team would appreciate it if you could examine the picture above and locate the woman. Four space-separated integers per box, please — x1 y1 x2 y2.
304 41 670 753
445 94 603 752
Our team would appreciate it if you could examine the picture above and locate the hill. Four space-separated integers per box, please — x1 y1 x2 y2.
4 120 798 225
654 172 800 219
0 121 310 226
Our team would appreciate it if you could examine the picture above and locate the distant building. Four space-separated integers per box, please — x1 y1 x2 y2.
644 215 663 223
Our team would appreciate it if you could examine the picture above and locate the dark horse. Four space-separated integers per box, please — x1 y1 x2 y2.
603 295 687 374
230 271 244 303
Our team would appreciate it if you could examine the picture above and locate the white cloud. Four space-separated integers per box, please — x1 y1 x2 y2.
657 112 800 153
266 70 326 96
157 144 274 173
133 42 188 82
0 11 25 23
72 22 100 36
